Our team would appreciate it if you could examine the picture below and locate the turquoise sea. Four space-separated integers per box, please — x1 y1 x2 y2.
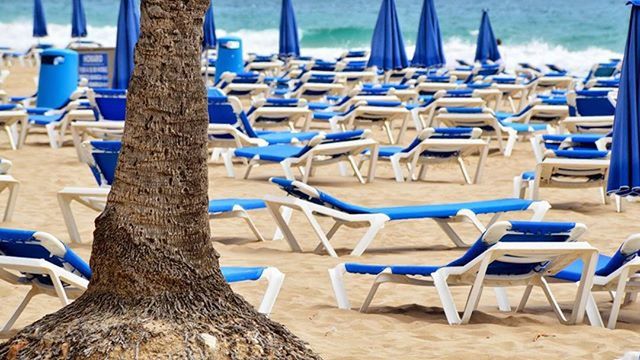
0 0 630 73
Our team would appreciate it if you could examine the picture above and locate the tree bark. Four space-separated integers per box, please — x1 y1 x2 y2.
0 0 320 358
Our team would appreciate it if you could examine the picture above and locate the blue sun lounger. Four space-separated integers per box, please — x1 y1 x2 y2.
328 221 598 325
550 234 640 329
359 127 489 184
234 129 378 184
0 229 284 331
514 135 612 204
57 140 269 243
263 178 550 257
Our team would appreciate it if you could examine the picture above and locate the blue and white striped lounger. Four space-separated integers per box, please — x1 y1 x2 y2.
328 221 598 325
549 233 640 329
264 178 550 257
0 228 285 332
57 140 269 243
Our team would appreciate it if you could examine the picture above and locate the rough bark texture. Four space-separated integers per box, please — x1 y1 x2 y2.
0 0 321 358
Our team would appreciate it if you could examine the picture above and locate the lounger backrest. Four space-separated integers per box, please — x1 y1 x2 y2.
86 140 121 186
94 88 127 121
540 134 603 152
448 221 584 276
595 234 640 277
569 90 616 117
207 95 258 139
0 228 92 283
270 177 371 214
435 107 496 132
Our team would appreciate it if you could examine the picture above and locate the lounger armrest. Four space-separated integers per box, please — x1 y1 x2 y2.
0 256 89 290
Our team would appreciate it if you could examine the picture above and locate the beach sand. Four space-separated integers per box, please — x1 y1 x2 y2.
1 65 639 359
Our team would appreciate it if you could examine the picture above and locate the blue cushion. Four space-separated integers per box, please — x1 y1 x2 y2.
552 149 609 159
554 254 615 281
208 198 266 214
29 113 64 125
234 144 305 162
377 146 404 157
501 121 547 133
521 171 536 180
220 266 265 283
444 107 484 114
0 104 17 111
258 131 318 145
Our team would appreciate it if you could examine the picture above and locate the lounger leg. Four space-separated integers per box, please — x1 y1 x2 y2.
504 130 517 157
457 157 472 185
50 271 71 306
538 277 569 324
366 145 379 183
517 285 534 312
348 156 365 184
435 220 469 248
418 164 427 181
461 259 492 324
361 272 391 313
271 205 293 241
350 218 386 257
473 145 489 184
585 292 604 328
571 252 598 325
432 270 462 325
390 157 405 182
494 288 511 312
1 178 19 222
222 149 236 178
236 209 265 242
257 267 285 315
243 163 256 180
280 161 296 181
303 207 339 257
383 122 395 144
599 187 608 205
210 147 222 161
45 123 60 149
616 195 624 213
608 269 630 329
1 287 39 333
313 222 342 254
57 192 83 244
4 126 16 150
265 204 301 251
328 264 351 309
513 176 525 198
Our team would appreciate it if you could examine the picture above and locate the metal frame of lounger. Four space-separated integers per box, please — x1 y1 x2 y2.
559 116 614 134
264 179 551 257
514 135 611 204
413 95 486 130
537 76 575 92
328 101 411 144
434 107 520 157
328 221 598 326
359 128 490 184
238 131 379 185
248 98 313 132
0 232 285 332
0 108 28 150
545 234 640 329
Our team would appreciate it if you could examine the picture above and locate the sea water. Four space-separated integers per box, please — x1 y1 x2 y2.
0 0 629 75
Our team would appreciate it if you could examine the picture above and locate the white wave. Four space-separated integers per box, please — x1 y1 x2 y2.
0 22 622 76
0 21 117 49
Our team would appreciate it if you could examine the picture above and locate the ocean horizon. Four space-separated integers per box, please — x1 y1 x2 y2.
0 0 629 74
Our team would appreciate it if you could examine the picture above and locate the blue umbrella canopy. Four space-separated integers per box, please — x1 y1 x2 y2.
607 1 640 197
71 0 88 38
411 0 445 68
474 9 501 63
279 0 300 58
33 0 48 38
203 1 217 49
112 0 140 89
367 0 408 70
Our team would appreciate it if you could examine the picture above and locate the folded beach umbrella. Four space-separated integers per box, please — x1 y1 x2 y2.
607 1 640 198
71 0 88 38
368 0 408 70
113 0 140 89
203 0 217 49
279 0 300 58
474 9 501 63
33 0 48 38
411 0 445 68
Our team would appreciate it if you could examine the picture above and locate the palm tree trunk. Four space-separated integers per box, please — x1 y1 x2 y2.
0 0 320 358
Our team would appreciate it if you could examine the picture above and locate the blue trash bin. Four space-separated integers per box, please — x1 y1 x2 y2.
37 49 79 109
215 36 243 83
